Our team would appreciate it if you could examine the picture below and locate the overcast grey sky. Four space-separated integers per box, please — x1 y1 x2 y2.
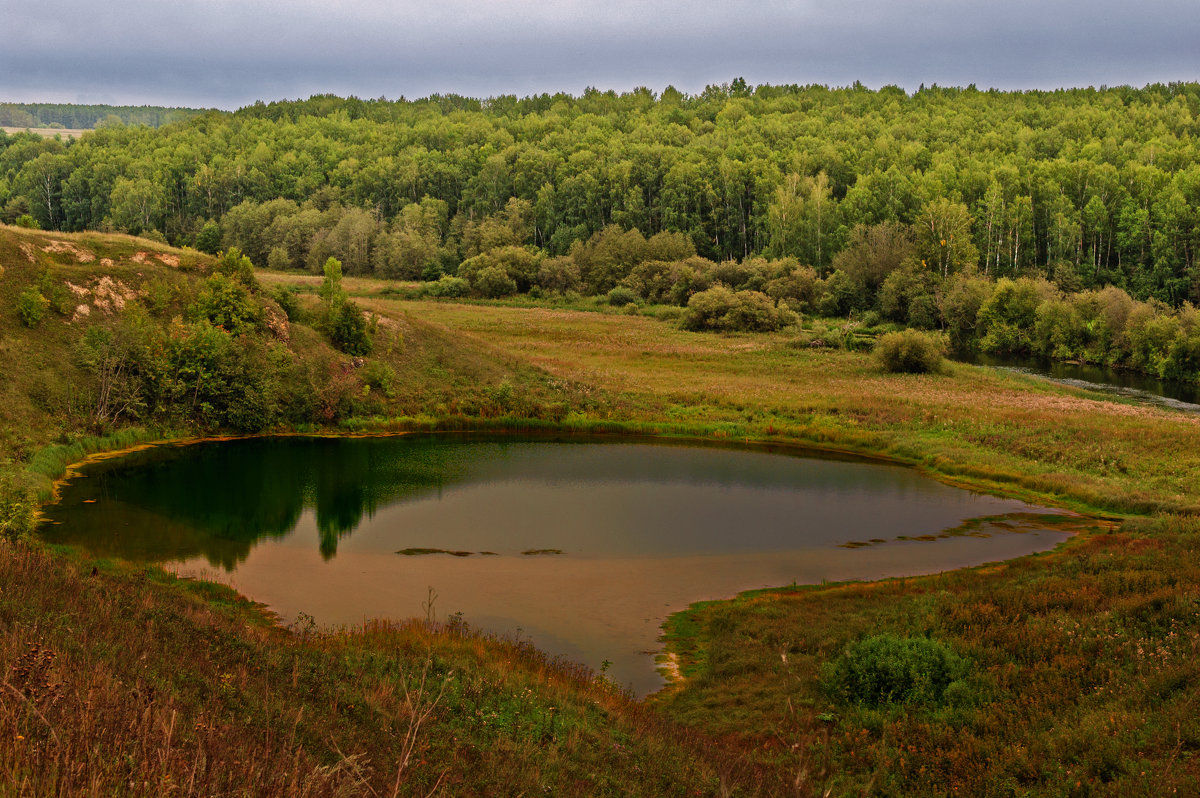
2 0 1198 109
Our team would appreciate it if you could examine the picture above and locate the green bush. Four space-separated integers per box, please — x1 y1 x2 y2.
874 329 947 373
536 256 581 294
606 285 639 306
215 246 257 287
821 634 969 707
16 287 50 327
360 360 397 398
422 275 470 298
327 299 374 356
680 286 796 332
472 265 518 298
0 473 36 541
192 274 260 334
194 220 221 254
270 285 303 322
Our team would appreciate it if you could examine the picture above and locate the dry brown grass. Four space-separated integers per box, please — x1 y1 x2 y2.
1 126 88 139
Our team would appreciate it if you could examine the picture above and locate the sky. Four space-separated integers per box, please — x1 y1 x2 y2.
2 0 1199 110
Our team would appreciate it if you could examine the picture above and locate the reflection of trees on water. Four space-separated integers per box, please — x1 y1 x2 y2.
43 435 962 568
42 437 466 569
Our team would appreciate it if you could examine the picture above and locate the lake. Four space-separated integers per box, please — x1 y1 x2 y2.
42 434 1078 695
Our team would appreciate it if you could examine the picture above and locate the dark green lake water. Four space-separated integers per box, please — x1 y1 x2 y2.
42 434 1072 695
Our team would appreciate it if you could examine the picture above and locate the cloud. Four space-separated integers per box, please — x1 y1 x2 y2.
2 0 1197 108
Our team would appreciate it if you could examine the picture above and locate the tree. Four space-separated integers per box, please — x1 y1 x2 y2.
15 151 70 229
318 257 373 354
916 198 978 278
766 172 839 269
109 176 167 236
832 221 916 303
195 220 221 254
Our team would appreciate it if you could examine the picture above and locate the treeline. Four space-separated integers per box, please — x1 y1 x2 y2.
1 82 1199 304
0 103 205 130
418 216 1200 383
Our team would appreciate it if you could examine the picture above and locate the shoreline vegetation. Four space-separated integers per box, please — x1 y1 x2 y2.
2 175 1200 791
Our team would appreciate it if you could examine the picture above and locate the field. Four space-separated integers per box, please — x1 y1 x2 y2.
2 232 1200 794
1 126 87 139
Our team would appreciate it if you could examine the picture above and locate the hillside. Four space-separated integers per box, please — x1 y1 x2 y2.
0 225 593 489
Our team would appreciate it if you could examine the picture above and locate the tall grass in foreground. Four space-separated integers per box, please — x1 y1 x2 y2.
2 540 782 796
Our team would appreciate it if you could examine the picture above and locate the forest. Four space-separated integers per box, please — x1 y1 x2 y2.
3 82 1200 381
0 102 205 130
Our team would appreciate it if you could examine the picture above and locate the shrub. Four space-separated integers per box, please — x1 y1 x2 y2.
821 634 969 707
14 213 40 229
327 299 374 356
16 287 50 327
458 246 543 293
192 274 260 334
421 261 445 282
0 473 36 541
680 285 737 330
874 329 947 373
536 256 581 294
360 360 397 398
977 277 1057 354
764 262 820 311
195 220 221 254
216 246 257 287
724 290 795 331
422 276 469 298
270 285 303 322
607 285 639 306
472 265 518 298
681 286 795 332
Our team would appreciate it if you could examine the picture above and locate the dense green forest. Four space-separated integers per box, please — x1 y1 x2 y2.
3 83 1200 379
0 103 206 130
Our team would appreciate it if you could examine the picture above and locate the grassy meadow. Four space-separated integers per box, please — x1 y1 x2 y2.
2 229 1200 794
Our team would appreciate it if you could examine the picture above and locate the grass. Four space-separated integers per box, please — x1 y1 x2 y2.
4 237 1200 794
386 297 1200 515
657 516 1200 794
1 543 745 796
